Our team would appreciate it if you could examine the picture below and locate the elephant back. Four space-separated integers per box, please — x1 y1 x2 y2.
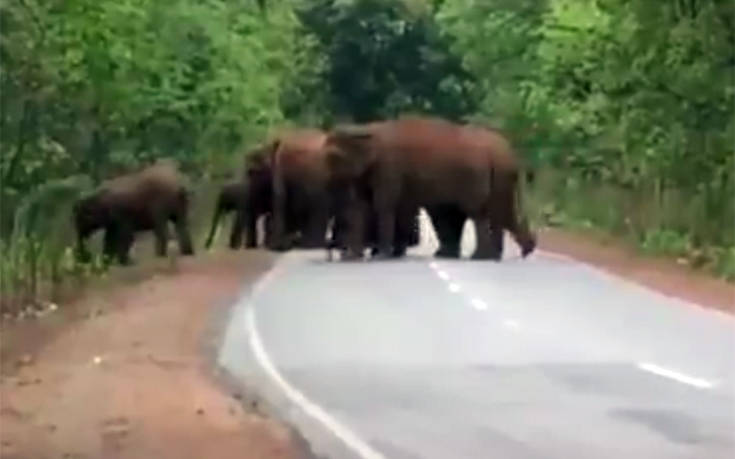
94 160 189 206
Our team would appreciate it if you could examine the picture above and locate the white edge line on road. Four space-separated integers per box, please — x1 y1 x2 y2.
437 270 450 280
245 300 385 459
636 362 714 389
470 298 488 310
448 282 461 293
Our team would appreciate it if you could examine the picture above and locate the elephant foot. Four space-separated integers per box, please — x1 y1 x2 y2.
434 246 460 259
519 236 537 258
470 247 502 261
340 249 363 262
370 250 396 261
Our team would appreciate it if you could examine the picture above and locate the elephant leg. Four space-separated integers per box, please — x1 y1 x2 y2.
302 205 329 249
343 191 367 261
153 218 170 257
505 203 536 258
392 206 416 258
374 208 396 259
115 224 135 265
470 213 497 260
244 211 258 249
269 164 291 252
489 220 504 261
175 220 194 256
494 173 536 258
429 205 462 259
102 226 117 263
173 205 194 256
229 209 246 249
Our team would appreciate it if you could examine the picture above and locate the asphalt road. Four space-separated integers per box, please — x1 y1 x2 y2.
219 213 735 459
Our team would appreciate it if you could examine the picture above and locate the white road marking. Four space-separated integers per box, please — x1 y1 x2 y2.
437 270 450 281
470 298 488 310
503 319 520 331
636 362 714 389
448 282 461 293
429 261 439 270
246 307 385 459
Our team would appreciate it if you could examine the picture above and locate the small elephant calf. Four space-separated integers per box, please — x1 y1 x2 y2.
73 161 195 265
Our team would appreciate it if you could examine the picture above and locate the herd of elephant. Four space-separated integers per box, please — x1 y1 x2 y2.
72 116 537 265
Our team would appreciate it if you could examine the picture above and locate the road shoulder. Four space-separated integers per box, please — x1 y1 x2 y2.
539 227 734 314
0 250 312 459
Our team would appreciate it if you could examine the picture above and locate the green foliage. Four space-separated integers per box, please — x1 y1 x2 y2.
1 0 301 189
2 0 733 309
296 0 476 122
0 176 100 312
440 0 735 279
1 0 305 308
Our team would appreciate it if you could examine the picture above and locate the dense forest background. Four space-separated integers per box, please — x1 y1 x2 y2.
2 0 734 308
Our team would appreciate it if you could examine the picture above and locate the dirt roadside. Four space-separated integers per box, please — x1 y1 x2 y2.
0 251 312 459
539 227 735 314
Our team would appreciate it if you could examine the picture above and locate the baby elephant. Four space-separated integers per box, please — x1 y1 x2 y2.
73 160 195 265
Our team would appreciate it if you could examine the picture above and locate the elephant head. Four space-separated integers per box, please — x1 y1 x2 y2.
324 124 377 183
243 139 277 182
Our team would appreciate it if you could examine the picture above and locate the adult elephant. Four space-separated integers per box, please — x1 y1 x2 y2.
269 129 334 251
324 117 536 260
239 142 279 249
73 159 195 265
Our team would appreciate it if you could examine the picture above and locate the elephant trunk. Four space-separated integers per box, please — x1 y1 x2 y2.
204 200 224 249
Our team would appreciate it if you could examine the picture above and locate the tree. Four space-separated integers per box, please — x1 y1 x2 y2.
296 0 476 123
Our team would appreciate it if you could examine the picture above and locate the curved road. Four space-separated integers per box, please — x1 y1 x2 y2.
219 213 735 459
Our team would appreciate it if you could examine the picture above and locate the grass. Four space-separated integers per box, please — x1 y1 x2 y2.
0 178 230 316
525 169 735 281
